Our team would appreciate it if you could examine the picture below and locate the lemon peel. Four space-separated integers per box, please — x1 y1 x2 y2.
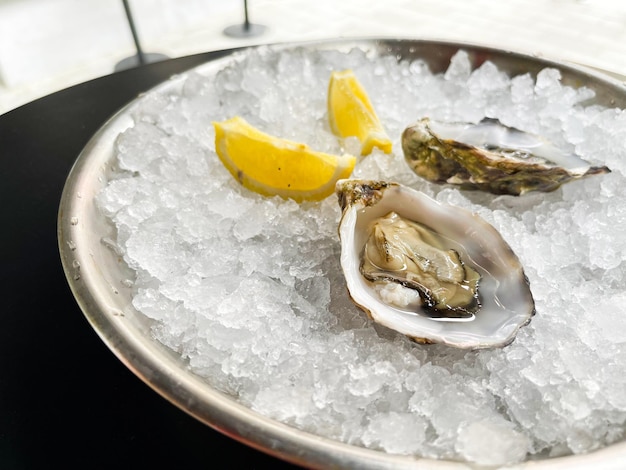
328 69 392 156
213 116 356 202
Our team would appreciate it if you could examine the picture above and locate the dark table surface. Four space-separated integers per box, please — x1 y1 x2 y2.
0 51 303 469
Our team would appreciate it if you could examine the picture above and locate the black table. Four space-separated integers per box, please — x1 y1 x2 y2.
0 51 303 469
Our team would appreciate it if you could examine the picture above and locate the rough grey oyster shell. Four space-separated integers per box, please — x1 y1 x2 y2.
401 117 610 196
335 179 535 349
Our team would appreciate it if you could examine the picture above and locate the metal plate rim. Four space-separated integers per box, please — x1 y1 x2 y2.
58 38 626 469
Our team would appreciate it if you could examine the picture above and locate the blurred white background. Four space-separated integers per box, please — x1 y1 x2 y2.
1 0 625 114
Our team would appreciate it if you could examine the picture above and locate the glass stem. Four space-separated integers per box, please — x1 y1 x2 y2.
122 0 145 65
243 0 250 31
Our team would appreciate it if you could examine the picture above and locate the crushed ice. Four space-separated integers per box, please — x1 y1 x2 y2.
95 45 626 466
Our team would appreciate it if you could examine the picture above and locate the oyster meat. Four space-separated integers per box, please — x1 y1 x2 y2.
361 211 481 319
402 117 610 196
336 179 535 349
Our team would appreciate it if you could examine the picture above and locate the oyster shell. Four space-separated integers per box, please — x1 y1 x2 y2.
335 179 535 349
402 117 610 196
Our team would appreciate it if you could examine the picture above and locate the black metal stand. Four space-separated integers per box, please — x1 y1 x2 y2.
115 0 168 71
223 0 267 38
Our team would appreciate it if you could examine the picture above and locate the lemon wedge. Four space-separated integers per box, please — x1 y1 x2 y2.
213 116 357 202
328 69 392 156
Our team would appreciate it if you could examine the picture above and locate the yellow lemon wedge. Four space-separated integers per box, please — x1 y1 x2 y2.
213 116 357 202
328 69 392 156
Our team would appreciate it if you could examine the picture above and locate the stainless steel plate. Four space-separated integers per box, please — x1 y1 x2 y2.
58 38 626 469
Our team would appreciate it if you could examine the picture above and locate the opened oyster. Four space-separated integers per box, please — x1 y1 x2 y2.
335 179 535 349
402 117 610 196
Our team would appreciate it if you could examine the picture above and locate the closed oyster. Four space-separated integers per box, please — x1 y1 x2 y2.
336 179 535 349
402 117 610 196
